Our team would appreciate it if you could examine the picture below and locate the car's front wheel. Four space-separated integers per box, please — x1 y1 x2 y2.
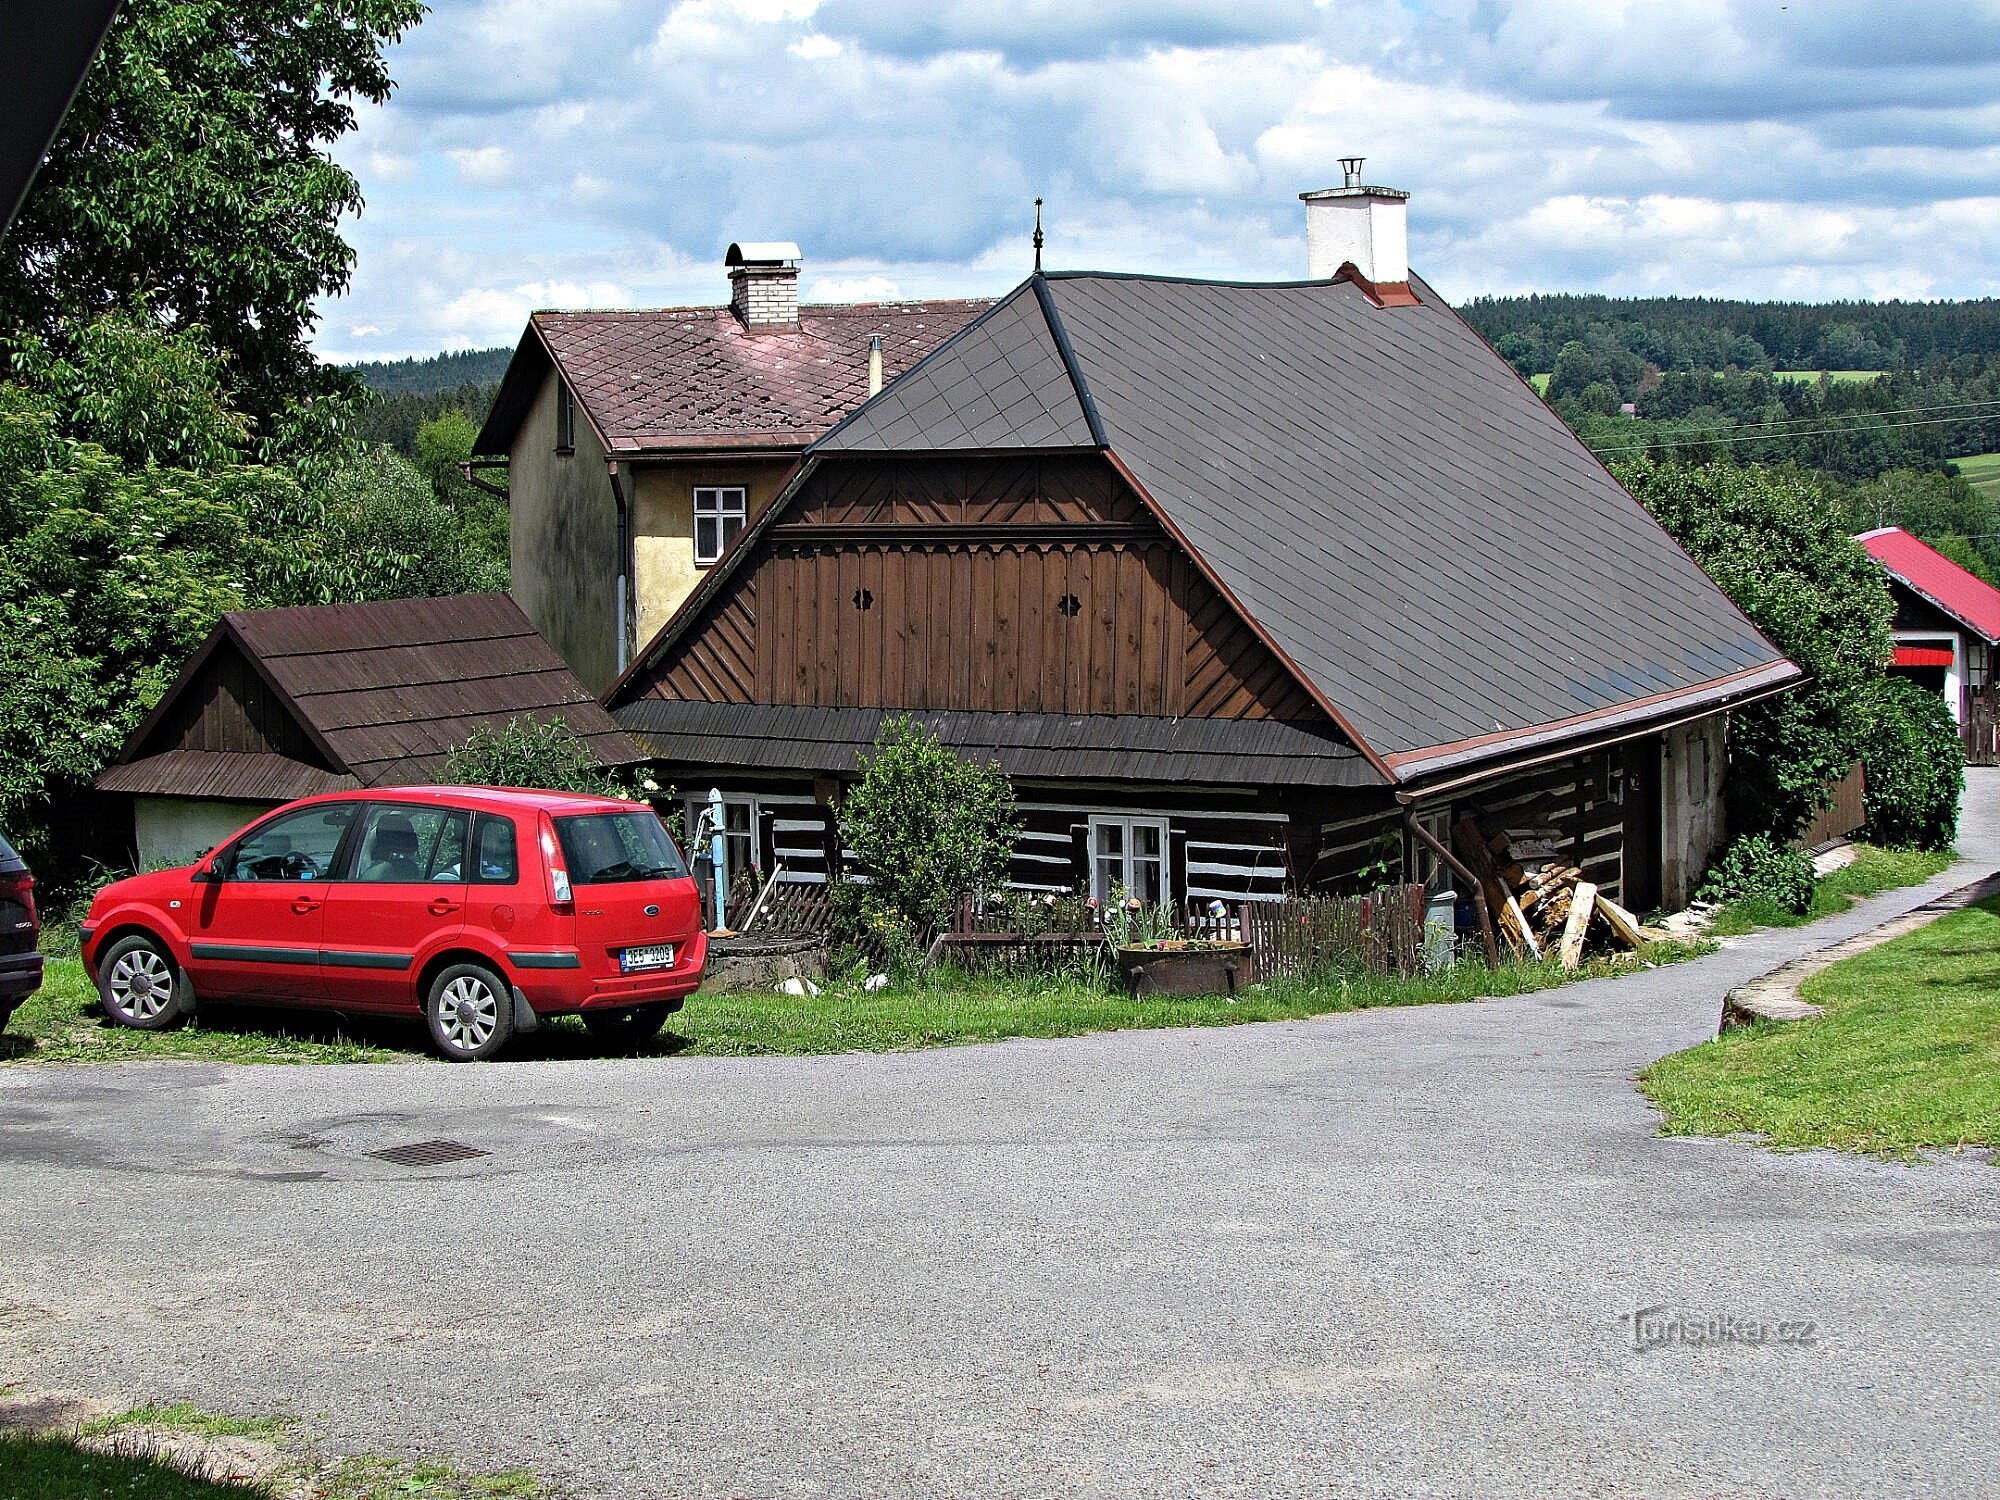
424 962 515 1062
97 934 192 1031
582 1003 674 1050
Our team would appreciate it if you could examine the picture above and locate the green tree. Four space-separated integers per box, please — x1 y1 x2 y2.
1615 460 1897 838
1854 677 1964 849
0 0 425 427
441 717 626 798
838 716 1019 939
415 409 509 582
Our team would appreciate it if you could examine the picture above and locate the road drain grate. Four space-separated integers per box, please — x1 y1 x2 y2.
367 1139 490 1168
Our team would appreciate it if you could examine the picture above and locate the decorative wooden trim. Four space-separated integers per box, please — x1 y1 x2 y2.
768 522 1153 546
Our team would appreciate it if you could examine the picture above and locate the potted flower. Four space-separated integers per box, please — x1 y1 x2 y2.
1102 891 1253 997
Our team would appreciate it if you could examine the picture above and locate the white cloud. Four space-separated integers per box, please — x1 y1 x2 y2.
314 0 2000 356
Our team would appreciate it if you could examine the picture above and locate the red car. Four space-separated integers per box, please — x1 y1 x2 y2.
79 787 706 1061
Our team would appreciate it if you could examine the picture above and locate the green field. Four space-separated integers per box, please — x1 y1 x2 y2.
1952 451 2000 504
1643 895 2000 1159
1771 369 1882 383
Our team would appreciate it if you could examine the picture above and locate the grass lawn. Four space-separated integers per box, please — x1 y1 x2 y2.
1953 450 2000 504
5 941 1710 1066
1642 896 2000 1159
7 1403 545 1499
1703 844 1953 937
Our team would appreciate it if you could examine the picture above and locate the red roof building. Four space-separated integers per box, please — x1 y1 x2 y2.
1856 526 2000 732
474 242 990 691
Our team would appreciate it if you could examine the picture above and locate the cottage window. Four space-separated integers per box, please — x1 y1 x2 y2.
555 381 576 453
694 486 748 565
1089 815 1170 904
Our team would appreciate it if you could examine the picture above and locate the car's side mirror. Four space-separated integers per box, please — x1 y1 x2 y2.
191 861 222 884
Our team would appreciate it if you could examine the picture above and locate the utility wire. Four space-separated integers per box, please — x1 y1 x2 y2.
1591 409 2000 456
1582 394 2000 447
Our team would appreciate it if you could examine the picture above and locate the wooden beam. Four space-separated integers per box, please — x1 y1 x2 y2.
1559 881 1597 970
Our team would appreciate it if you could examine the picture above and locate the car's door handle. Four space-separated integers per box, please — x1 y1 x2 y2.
428 899 462 916
292 899 321 914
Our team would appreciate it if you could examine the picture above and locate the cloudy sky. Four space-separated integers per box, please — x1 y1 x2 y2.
317 0 2000 361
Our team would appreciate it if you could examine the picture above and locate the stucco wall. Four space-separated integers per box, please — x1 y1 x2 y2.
1660 716 1726 909
135 797 275 868
509 369 621 693
630 459 793 651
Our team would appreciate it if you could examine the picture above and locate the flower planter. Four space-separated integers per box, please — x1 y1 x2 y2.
1116 942 1253 998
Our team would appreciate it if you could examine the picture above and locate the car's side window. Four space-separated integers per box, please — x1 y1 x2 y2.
224 804 357 883
353 805 470 884
469 814 520 885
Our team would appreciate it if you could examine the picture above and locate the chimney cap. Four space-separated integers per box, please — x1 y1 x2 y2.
726 240 802 268
1299 182 1410 203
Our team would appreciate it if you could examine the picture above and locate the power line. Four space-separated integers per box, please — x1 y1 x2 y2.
1591 409 2000 456
1582 394 2000 448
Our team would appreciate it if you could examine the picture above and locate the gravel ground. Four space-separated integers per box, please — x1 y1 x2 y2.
3 772 1998 1499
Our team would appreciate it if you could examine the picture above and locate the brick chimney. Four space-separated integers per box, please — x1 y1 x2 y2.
726 241 801 330
1300 157 1410 291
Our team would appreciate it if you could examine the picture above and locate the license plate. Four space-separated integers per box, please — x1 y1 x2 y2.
619 943 676 973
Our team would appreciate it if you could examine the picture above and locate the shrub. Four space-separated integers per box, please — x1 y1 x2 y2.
1696 833 1816 913
441 716 629 798
837 715 1019 940
1855 676 1964 849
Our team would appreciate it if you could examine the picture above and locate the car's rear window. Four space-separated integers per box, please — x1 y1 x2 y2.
554 811 688 885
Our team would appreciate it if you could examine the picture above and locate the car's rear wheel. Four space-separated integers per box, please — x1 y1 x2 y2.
98 935 191 1031
425 962 515 1062
582 1003 674 1049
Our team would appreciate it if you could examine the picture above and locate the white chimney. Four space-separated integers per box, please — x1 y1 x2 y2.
725 240 802 330
867 334 884 396
1300 157 1410 286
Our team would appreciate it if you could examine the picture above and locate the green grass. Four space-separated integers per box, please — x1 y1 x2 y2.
5 942 1711 1065
82 1403 290 1440
0 1431 271 1499
1953 450 2000 504
323 1455 543 1499
1770 368 1882 383
1703 845 1952 937
1642 896 2000 1159
1528 372 1550 394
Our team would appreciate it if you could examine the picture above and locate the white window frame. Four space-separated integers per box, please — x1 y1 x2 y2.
1088 814 1171 904
693 486 748 566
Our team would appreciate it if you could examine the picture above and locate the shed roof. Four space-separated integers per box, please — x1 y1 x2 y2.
101 594 644 801
616 702 1377 788
474 299 992 457
1856 526 2000 645
810 271 1798 777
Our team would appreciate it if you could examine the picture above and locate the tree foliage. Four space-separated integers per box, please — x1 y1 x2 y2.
838 716 1019 939
441 717 625 798
0 0 424 427
1615 460 1896 838
1854 677 1964 850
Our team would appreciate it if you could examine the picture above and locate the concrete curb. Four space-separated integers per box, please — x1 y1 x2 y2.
1719 869 2000 1032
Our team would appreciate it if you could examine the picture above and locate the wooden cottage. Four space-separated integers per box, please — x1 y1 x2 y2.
600 263 1799 915
1856 525 2000 759
97 594 643 865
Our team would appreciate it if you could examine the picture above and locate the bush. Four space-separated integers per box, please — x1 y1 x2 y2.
837 715 1019 940
1855 676 1964 849
1696 833 1817 913
441 716 630 798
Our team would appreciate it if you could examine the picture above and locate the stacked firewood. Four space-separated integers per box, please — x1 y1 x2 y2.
1452 816 1664 969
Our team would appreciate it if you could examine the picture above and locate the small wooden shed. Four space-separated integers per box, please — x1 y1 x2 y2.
96 594 644 866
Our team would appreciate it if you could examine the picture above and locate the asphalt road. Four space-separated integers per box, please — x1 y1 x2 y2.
4 776 1999 1499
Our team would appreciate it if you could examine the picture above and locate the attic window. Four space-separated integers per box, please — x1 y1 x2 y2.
694 486 748 566
555 380 576 454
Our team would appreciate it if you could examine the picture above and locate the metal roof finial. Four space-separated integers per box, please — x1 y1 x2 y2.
1032 197 1044 274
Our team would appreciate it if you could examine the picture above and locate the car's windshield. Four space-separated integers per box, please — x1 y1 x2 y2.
554 811 688 885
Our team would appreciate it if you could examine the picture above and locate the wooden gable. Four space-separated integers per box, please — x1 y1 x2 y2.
134 637 339 770
620 452 1326 725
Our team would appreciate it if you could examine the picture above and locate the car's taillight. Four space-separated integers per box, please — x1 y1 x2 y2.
537 815 573 908
0 871 34 926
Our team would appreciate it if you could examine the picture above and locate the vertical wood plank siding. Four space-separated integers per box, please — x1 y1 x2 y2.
150 645 326 764
635 455 1318 724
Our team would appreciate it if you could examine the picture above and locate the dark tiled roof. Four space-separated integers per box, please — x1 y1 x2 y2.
97 752 360 803
616 702 1377 788
103 595 645 801
820 271 1797 770
478 300 992 456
